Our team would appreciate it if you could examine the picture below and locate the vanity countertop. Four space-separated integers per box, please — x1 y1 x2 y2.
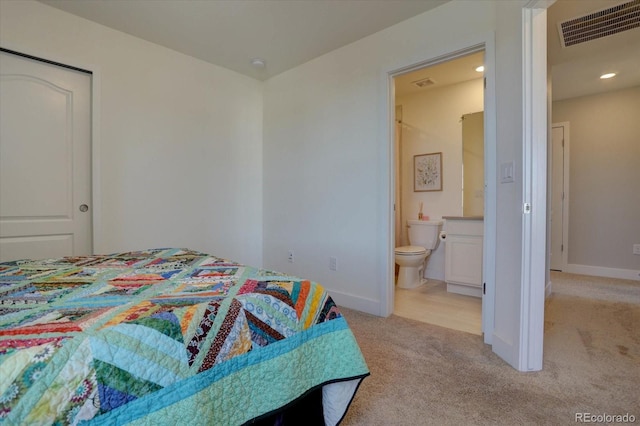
442 216 484 221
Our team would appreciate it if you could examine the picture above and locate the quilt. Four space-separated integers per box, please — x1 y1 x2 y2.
0 248 369 425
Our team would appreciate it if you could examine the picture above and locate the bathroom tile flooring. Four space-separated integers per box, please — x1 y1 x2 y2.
393 279 482 335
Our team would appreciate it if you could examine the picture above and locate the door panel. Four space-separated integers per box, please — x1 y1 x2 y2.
1 76 72 218
1 235 74 261
0 51 92 261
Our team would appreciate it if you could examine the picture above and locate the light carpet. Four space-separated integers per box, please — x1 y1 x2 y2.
341 272 640 425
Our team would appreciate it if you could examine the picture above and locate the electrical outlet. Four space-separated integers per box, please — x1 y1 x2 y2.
287 251 294 263
329 256 337 271
633 244 640 255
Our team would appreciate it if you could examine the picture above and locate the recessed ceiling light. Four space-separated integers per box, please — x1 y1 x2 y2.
251 58 266 68
475 65 485 73
600 72 616 79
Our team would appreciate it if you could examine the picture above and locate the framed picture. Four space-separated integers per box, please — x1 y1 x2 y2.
414 152 442 192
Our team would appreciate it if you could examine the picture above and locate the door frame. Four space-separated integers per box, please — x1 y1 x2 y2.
550 122 570 272
0 45 102 254
379 33 497 346
380 0 552 371
519 0 554 371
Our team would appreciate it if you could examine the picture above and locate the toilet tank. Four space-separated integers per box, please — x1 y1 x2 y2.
407 220 443 249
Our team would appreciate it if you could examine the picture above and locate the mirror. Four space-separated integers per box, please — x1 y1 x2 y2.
462 111 484 216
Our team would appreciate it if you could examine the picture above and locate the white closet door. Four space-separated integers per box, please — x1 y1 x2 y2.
550 125 565 271
0 51 92 261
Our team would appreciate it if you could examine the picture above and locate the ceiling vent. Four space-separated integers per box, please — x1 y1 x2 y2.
558 0 640 47
412 77 436 88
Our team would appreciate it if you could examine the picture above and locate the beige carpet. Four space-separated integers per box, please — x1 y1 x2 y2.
341 272 640 425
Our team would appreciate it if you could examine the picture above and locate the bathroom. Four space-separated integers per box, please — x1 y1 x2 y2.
393 51 485 335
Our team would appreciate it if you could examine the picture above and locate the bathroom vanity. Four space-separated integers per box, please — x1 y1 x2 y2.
442 216 483 298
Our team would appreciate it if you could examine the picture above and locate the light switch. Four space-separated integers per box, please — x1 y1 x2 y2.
500 161 515 183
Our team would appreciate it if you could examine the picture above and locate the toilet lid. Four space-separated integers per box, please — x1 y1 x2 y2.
395 245 427 255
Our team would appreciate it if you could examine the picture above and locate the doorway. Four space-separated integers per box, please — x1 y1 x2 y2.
391 50 486 336
0 49 93 261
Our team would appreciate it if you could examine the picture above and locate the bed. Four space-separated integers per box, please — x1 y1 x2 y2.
0 248 368 425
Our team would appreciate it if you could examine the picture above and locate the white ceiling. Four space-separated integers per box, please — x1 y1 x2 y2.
39 0 640 100
39 0 448 81
548 0 640 101
395 1 640 101
394 51 484 97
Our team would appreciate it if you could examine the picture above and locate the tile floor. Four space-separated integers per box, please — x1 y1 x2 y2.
393 279 482 335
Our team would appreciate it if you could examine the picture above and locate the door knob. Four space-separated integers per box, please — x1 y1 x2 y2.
79 204 89 212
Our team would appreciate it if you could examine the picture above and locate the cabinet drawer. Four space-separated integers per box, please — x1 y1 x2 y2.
445 220 483 236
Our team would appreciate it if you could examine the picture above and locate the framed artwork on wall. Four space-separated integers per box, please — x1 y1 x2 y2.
414 152 442 192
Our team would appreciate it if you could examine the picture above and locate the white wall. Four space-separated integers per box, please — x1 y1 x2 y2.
396 78 484 280
2 0 536 370
553 87 640 276
0 0 264 266
397 79 484 229
262 0 527 352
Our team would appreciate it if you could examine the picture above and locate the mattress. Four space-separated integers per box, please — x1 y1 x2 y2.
0 248 369 425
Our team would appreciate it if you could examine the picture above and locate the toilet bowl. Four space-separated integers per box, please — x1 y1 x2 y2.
395 220 443 289
395 246 430 289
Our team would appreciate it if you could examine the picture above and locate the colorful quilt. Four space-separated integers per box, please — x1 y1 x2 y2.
0 248 369 425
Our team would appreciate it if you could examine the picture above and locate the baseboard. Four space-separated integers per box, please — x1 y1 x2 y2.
446 282 482 298
565 264 640 281
545 280 552 298
329 289 381 316
425 270 445 281
491 332 514 368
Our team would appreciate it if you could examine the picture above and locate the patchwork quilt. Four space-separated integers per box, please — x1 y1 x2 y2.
0 248 369 425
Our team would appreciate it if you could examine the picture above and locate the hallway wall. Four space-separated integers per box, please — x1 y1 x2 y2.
553 86 640 279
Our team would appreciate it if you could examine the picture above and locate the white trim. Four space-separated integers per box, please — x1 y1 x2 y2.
88 67 102 254
565 264 640 281
0 43 102 255
551 122 570 271
525 0 556 7
491 332 513 361
482 35 497 346
329 290 381 316
378 34 498 323
380 61 395 317
519 5 548 372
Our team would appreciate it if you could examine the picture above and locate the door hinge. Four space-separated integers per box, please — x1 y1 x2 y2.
561 244 564 252
484 77 486 89
483 282 486 295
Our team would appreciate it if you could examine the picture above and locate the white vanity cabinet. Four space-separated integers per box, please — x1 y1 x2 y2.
443 218 483 298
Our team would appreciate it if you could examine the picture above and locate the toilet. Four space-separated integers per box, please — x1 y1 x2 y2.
395 220 443 289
